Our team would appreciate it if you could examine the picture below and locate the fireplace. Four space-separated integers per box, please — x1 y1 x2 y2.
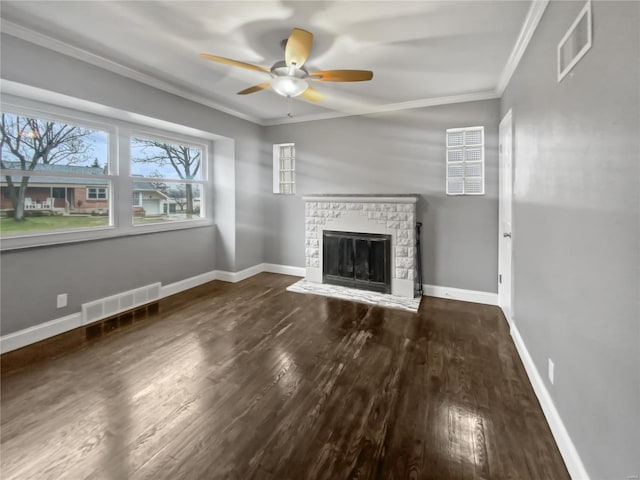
303 194 419 298
323 230 391 293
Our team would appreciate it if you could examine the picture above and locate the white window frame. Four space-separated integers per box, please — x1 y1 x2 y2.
272 143 296 195
87 187 108 200
0 94 213 251
128 129 208 227
445 126 485 196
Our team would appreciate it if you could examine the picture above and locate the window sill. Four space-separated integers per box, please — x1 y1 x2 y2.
0 219 214 252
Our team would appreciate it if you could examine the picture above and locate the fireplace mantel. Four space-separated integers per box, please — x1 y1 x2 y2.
303 194 419 204
303 194 418 298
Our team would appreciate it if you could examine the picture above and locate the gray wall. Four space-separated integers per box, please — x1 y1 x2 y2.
263 100 500 293
500 1 640 477
0 34 264 334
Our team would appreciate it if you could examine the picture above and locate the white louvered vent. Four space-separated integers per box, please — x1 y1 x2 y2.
446 126 485 196
81 282 161 325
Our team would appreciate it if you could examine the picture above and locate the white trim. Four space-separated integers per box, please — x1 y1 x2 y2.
0 20 261 125
496 0 550 96
215 264 265 283
303 195 418 204
2 1 546 125
0 313 82 354
262 263 305 277
422 284 498 306
0 264 496 353
557 0 592 82
1 81 229 142
1 22 498 125
264 91 499 126
159 270 219 298
508 316 591 480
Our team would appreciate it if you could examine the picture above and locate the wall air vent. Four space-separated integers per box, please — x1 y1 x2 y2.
558 0 592 82
81 283 161 325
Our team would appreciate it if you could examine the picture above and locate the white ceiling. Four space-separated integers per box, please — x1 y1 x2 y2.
0 1 533 124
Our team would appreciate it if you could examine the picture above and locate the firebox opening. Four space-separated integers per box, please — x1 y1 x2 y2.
323 230 391 294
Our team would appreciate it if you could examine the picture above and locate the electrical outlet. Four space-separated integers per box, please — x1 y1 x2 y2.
548 358 555 385
57 293 68 308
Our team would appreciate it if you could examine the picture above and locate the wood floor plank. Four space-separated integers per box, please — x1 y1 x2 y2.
1 273 570 480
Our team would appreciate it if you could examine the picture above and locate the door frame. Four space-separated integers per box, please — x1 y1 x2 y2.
498 108 514 325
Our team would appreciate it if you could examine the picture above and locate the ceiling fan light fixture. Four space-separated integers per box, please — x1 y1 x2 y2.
271 75 308 98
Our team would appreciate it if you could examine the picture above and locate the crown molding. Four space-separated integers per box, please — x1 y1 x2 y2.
2 1 542 126
495 0 550 96
0 20 263 125
262 90 500 126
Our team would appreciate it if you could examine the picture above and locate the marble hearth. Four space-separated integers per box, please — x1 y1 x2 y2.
303 194 419 298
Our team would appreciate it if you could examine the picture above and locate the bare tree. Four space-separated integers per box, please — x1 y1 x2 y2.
132 139 201 214
0 114 94 221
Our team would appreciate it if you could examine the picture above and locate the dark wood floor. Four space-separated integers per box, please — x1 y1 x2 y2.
0 273 569 479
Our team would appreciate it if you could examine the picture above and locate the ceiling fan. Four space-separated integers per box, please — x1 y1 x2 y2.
200 28 373 103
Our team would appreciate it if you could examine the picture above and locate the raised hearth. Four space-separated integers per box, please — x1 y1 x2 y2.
304 194 419 298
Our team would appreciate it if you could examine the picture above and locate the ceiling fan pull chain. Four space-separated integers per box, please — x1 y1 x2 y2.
287 96 294 118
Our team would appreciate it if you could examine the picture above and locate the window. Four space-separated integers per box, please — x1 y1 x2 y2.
130 136 205 225
446 126 484 195
0 97 212 249
87 187 108 200
273 143 295 194
0 111 112 237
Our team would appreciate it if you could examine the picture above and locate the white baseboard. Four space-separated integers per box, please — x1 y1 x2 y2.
160 270 218 298
215 264 264 283
422 284 498 306
508 314 590 480
262 263 305 277
0 264 496 355
0 312 82 354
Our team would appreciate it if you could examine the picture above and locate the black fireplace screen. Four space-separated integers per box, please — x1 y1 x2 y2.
323 230 391 293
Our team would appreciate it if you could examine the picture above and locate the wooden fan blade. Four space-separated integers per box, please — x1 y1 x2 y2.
301 86 323 103
310 70 373 82
199 53 270 73
285 28 313 68
237 82 271 95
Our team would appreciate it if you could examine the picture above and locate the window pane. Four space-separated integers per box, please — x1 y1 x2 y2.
447 131 464 147
130 137 202 180
447 179 464 195
465 162 483 177
465 147 482 162
448 164 464 178
447 148 463 162
132 182 202 224
0 176 110 237
465 129 482 145
1 112 109 173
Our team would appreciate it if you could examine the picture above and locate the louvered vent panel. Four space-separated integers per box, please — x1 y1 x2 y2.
84 303 103 324
148 284 161 301
104 298 120 317
81 282 162 325
120 293 134 310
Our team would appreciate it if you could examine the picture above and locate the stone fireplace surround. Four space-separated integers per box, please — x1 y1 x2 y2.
303 194 419 298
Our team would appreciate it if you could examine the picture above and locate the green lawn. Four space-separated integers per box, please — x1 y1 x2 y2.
0 215 109 237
